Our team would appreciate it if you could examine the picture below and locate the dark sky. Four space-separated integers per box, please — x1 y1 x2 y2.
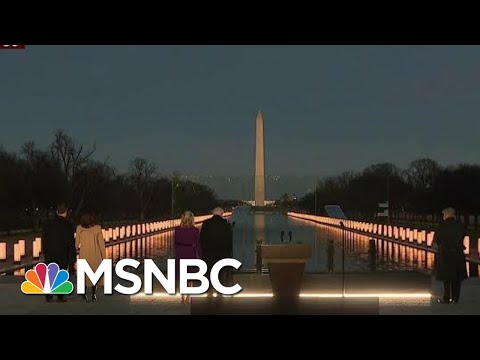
1 45 480 177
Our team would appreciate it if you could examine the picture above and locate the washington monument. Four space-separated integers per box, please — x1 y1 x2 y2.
255 111 265 206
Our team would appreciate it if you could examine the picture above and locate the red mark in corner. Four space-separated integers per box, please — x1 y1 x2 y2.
0 45 26 50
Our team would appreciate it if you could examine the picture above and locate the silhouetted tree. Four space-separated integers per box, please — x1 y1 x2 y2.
404 158 441 220
49 130 96 208
433 164 480 227
20 141 66 229
74 160 115 217
1 132 221 232
0 147 27 232
128 158 158 220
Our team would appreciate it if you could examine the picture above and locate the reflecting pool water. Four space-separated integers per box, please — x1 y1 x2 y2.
231 208 479 276
4 208 479 278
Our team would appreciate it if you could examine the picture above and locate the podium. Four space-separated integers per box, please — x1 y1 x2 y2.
261 244 312 299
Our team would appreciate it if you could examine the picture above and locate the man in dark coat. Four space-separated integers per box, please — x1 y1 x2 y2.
42 204 76 302
433 207 468 304
200 207 233 293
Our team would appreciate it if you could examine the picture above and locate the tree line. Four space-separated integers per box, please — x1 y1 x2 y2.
299 159 480 228
0 130 220 233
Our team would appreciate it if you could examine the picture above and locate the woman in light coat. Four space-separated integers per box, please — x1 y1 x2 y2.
76 211 106 302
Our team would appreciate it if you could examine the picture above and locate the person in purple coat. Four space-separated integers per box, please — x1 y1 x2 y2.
174 211 201 304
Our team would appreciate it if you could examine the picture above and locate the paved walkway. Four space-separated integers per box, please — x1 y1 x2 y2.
0 276 189 315
381 277 480 315
1 273 479 315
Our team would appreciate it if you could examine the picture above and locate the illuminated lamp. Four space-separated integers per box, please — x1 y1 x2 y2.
0 243 6 261
464 236 470 255
33 238 41 259
18 240 25 257
14 244 21 263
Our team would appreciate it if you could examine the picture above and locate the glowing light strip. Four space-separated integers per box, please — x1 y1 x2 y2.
132 292 431 299
133 293 274 299
228 293 274 298
300 293 431 299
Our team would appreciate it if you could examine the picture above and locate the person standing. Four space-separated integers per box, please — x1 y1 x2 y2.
433 207 468 304
327 239 335 273
42 203 76 303
199 207 233 293
76 211 106 302
174 211 201 305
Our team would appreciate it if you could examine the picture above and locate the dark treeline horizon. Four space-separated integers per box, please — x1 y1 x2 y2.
3 129 480 232
299 159 480 228
0 130 226 233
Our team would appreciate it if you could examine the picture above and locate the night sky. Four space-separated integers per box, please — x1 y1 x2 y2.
2 45 480 178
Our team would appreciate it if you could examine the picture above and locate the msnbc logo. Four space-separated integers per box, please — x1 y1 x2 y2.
21 263 74 295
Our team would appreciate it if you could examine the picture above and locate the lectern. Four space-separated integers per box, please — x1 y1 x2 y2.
261 244 312 299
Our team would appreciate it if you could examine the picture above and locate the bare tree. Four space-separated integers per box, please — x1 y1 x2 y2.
128 158 158 220
21 141 39 163
74 160 114 215
49 130 96 207
405 158 441 190
49 130 96 184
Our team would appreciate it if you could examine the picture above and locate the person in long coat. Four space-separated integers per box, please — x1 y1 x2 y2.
42 203 76 303
76 212 106 302
174 211 201 304
199 207 233 293
433 207 468 304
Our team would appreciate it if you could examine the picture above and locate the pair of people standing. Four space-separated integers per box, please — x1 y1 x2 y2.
174 207 233 304
42 204 106 303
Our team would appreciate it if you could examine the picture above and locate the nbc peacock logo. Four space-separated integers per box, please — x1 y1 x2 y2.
21 263 74 295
